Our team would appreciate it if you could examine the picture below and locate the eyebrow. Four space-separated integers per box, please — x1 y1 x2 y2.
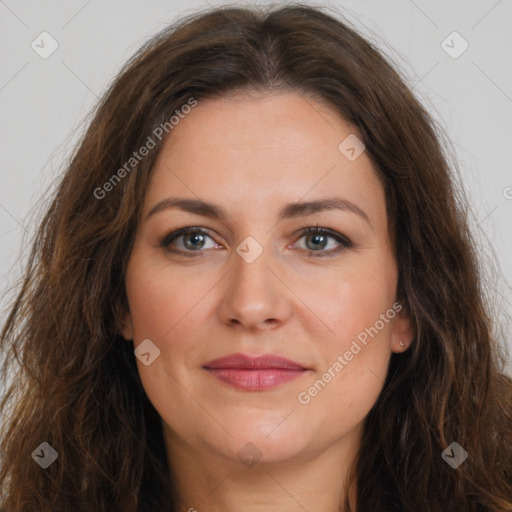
145 197 371 224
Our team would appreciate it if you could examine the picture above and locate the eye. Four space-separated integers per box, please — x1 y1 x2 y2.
159 225 353 259
292 226 353 258
159 227 221 257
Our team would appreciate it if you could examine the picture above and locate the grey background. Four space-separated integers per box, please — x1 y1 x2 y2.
1 0 511 376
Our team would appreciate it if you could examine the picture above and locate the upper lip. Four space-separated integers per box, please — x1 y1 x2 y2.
203 353 308 370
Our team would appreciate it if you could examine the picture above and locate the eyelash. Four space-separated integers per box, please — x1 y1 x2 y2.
158 225 353 259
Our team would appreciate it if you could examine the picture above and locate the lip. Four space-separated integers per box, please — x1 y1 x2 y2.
204 353 307 370
203 353 309 391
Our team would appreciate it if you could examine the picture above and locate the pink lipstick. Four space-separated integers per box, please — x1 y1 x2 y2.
203 353 308 391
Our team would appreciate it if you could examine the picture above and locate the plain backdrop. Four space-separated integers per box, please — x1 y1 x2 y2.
0 0 511 377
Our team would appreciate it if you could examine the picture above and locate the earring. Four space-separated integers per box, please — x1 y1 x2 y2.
399 340 405 347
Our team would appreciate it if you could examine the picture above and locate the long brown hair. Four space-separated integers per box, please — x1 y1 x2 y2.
1 4 511 511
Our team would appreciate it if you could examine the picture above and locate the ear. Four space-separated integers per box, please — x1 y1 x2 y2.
113 293 134 341
391 302 414 353
119 311 134 341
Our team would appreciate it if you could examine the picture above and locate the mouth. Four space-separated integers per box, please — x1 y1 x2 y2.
202 353 309 391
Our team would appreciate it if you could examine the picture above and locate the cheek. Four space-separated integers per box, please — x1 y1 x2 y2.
124 255 219 394
125 256 203 341
302 251 397 350
125 258 209 412
294 254 396 415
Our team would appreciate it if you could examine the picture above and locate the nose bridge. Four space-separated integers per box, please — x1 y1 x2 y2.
233 236 270 291
217 233 291 329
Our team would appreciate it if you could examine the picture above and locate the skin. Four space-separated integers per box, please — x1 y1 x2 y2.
121 91 414 512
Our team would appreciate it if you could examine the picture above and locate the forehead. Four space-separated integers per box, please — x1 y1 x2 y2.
145 91 386 229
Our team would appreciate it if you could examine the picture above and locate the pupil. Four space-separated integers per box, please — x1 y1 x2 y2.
308 234 326 250
185 233 204 250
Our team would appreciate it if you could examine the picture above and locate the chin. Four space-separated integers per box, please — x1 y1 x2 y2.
212 420 313 465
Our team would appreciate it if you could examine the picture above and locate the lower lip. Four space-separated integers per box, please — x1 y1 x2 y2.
205 368 306 391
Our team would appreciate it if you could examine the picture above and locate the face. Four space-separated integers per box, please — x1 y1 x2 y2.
122 91 413 468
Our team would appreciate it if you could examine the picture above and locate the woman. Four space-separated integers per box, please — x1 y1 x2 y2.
1 3 511 511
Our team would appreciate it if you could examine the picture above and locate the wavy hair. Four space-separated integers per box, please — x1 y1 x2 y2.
1 4 511 511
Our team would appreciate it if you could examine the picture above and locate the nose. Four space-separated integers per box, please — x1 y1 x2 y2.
216 242 293 332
